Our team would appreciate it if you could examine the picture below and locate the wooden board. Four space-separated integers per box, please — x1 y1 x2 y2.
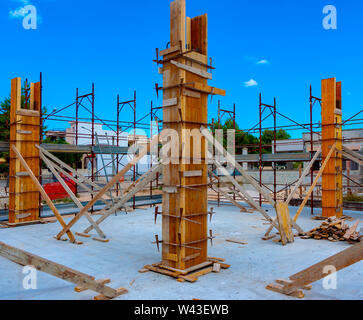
275 202 294 245
267 241 363 297
0 241 127 299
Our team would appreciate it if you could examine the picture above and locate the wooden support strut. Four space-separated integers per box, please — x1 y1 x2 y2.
208 170 248 212
38 145 112 207
293 143 337 223
342 146 363 162
336 147 363 166
286 146 322 205
39 150 107 239
204 129 304 236
82 164 162 234
11 145 77 244
56 132 163 240
201 127 276 206
212 157 279 231
264 147 322 237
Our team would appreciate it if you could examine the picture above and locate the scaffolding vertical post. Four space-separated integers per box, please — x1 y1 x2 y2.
273 97 277 203
74 88 79 198
116 94 120 198
25 79 29 110
75 88 79 145
150 100 153 204
91 83 95 214
233 103 236 201
39 72 43 217
309 85 314 215
156 116 160 188
133 91 137 210
259 93 263 207
217 100 221 207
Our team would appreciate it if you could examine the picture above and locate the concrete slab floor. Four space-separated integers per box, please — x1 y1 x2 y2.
0 203 362 300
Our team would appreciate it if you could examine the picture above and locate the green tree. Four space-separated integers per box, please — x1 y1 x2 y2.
261 129 291 154
211 119 259 154
0 97 11 173
210 119 291 155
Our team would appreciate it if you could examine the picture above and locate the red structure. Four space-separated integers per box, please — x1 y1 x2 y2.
44 174 76 201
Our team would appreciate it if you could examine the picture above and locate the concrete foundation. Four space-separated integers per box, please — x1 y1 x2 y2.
0 203 361 300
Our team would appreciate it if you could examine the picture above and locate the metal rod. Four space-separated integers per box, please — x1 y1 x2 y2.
273 97 277 203
310 85 314 215
259 93 263 207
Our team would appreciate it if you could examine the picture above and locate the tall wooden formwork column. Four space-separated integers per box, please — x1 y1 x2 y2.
9 78 41 224
159 0 224 270
321 78 343 218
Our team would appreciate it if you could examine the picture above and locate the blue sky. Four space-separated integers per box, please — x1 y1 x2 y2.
1 0 362 138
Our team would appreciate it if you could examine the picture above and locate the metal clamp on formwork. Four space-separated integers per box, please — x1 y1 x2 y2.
154 207 201 225
153 230 215 253
154 207 215 224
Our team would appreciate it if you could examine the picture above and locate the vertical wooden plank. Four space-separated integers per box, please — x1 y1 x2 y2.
162 0 186 269
33 82 41 111
275 202 294 245
186 17 191 50
29 83 35 110
335 82 343 217
182 13 208 269
9 78 22 224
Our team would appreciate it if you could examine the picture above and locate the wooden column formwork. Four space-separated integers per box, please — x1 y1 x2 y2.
160 0 223 270
321 78 343 218
9 78 41 224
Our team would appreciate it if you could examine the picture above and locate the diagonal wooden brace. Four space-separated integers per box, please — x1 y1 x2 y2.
11 145 77 243
55 133 163 240
82 164 162 234
40 150 107 239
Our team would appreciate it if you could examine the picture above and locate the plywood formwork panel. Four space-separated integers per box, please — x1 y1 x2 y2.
161 0 210 270
9 78 41 223
321 78 343 218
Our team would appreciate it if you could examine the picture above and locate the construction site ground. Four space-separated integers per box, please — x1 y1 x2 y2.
0 203 361 300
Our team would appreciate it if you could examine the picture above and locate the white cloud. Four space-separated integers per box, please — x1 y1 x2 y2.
245 56 270 65
9 6 28 18
9 0 34 19
243 79 258 87
257 59 269 65
9 1 43 25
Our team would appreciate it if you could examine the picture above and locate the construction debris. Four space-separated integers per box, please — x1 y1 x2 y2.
226 239 248 245
300 217 361 243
